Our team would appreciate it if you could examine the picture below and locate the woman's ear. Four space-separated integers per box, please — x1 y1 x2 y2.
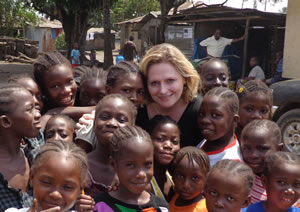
0 115 12 128
242 195 252 208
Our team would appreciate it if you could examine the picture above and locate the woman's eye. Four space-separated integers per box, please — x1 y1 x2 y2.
167 79 175 83
150 81 159 87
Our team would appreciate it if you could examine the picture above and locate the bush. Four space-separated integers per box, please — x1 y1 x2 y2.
56 32 67 50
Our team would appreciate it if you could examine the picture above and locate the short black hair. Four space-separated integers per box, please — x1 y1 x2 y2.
146 115 179 135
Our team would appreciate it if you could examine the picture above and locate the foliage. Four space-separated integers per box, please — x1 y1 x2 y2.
55 32 67 50
0 0 39 37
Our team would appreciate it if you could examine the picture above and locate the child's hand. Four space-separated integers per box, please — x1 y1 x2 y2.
28 198 60 212
108 174 119 191
76 111 95 131
293 199 300 208
75 194 95 212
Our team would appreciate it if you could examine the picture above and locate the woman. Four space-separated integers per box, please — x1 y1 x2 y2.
137 43 202 147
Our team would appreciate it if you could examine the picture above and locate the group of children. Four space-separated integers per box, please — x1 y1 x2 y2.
0 45 299 212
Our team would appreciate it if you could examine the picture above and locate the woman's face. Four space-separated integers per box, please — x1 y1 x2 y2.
147 62 186 109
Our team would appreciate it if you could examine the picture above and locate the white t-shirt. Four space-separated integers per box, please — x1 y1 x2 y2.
200 36 233 57
248 65 265 80
205 136 242 166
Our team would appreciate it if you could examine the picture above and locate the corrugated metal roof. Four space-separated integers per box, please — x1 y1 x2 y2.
88 28 116 34
38 19 62 29
117 11 160 25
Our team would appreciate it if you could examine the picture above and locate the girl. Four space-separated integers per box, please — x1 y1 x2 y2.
44 114 75 143
79 66 107 107
85 94 137 198
8 74 44 114
33 51 94 125
197 87 241 166
242 151 300 212
139 43 202 147
6 140 89 212
197 58 230 95
75 60 145 152
0 83 41 211
205 159 254 212
146 115 180 200
94 125 169 211
236 80 272 140
240 119 283 204
169 146 210 212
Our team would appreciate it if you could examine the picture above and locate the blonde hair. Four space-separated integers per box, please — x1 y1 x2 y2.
140 43 200 103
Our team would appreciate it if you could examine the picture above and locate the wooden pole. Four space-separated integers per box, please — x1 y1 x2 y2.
242 18 250 78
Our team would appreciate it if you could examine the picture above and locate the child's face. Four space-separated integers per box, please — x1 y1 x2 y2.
43 64 78 107
263 161 300 211
10 90 41 138
94 98 134 145
16 77 44 113
198 96 238 141
108 73 145 108
151 123 180 166
80 79 105 106
173 156 206 200
112 140 153 196
31 152 81 211
239 93 271 128
205 170 250 212
241 128 279 175
201 61 229 94
44 117 74 143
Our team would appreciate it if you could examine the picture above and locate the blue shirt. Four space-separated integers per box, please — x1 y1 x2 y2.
242 201 300 212
71 49 80 64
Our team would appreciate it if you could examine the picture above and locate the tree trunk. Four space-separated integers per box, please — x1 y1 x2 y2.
103 0 113 70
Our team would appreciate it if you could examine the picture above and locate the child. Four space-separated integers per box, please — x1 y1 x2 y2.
240 119 283 204
169 146 210 212
146 115 180 200
71 42 80 68
197 58 229 95
79 66 107 107
236 80 272 140
8 74 44 114
44 114 75 143
197 87 241 166
94 125 169 211
6 140 89 212
85 94 137 198
0 83 41 211
76 61 144 152
205 159 254 212
242 151 300 212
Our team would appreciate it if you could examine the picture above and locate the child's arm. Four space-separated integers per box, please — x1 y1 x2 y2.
75 194 95 212
45 106 96 121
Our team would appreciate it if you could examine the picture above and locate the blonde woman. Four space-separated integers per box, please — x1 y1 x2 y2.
137 43 202 147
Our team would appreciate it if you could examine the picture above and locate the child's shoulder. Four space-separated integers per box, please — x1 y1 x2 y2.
94 192 169 212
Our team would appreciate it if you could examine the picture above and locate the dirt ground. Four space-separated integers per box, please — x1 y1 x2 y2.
0 40 121 83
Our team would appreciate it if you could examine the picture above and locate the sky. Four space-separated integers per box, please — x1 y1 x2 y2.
196 0 288 13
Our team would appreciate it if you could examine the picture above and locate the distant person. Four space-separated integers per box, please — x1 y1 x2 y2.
266 51 283 85
200 29 246 57
122 36 138 61
248 56 265 80
71 42 80 68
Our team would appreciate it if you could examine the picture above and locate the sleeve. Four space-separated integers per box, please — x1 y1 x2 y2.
75 119 97 148
225 38 233 45
94 202 114 212
71 49 75 57
200 37 210 46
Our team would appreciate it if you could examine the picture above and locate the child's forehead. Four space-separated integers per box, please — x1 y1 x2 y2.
268 160 300 177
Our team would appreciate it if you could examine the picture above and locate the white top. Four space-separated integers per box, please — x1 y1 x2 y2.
5 208 29 212
200 36 233 57
204 136 242 166
248 65 265 80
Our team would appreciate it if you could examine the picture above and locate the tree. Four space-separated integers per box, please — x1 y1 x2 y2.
24 0 102 59
158 0 186 43
103 0 113 69
0 0 39 37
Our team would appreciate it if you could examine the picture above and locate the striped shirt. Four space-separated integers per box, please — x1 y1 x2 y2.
250 175 267 204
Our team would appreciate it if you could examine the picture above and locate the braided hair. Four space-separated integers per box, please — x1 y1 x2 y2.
31 140 88 185
208 159 254 193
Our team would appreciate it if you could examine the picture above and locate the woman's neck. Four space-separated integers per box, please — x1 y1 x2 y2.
0 132 23 158
203 130 235 152
148 98 188 122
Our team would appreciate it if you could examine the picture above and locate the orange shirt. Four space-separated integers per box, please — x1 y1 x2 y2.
169 193 208 212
